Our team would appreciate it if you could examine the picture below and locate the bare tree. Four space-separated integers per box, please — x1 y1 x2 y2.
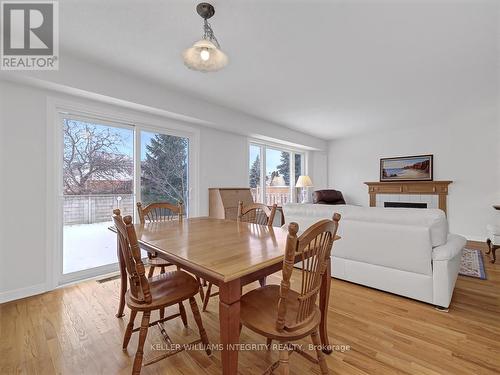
63 120 133 195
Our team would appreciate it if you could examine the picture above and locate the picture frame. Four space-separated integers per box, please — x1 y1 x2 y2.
380 154 433 182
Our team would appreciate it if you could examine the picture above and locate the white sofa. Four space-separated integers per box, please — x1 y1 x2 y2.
283 204 466 308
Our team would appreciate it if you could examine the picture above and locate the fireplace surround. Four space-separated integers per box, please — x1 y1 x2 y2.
365 181 452 215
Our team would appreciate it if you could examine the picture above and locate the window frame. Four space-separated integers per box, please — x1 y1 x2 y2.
47 97 200 288
247 139 307 205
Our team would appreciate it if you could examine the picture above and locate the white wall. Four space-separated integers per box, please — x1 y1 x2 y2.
310 151 328 191
0 53 326 151
328 106 499 240
0 81 48 296
198 127 249 216
0 78 327 302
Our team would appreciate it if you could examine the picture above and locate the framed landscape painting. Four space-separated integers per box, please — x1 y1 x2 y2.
380 154 433 182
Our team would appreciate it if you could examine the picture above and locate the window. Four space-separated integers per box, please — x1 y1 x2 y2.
248 144 262 201
249 142 306 205
266 148 290 205
294 153 303 200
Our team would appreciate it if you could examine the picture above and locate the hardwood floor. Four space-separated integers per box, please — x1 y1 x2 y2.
1 241 499 374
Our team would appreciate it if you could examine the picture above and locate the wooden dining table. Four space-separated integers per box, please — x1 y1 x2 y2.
111 217 338 375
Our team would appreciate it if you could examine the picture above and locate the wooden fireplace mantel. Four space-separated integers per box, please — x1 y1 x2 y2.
364 181 453 214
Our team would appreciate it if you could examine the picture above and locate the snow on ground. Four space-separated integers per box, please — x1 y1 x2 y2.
63 221 117 274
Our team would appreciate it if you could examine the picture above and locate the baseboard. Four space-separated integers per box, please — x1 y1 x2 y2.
0 269 122 305
0 283 48 304
58 270 121 289
464 235 486 243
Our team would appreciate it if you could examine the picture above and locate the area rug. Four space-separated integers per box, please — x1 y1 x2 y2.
459 248 486 279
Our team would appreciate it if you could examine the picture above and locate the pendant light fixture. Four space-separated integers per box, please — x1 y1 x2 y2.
182 3 228 72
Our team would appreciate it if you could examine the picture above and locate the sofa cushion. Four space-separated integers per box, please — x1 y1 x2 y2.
334 220 434 275
432 234 466 261
283 204 448 247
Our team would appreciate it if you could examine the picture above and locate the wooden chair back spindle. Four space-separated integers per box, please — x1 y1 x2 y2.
276 213 341 332
112 209 152 305
237 201 277 226
137 201 184 224
201 202 278 312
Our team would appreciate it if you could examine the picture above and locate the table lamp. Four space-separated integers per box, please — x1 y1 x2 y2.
296 175 313 203
271 175 286 186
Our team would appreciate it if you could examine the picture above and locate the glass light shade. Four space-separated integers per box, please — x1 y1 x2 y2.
182 39 228 72
296 175 313 188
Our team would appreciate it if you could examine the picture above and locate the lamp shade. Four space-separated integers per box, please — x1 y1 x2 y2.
271 175 286 186
182 39 228 72
296 175 313 188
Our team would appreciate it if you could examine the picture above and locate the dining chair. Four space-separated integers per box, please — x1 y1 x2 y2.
112 209 211 375
201 202 278 312
239 213 341 375
137 202 183 277
115 203 184 318
137 201 206 302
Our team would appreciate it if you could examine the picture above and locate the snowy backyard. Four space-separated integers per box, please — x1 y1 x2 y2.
63 222 117 274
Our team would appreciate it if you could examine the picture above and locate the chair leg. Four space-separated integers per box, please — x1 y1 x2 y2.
311 329 329 375
259 277 267 287
159 307 165 320
160 266 165 274
486 238 492 254
178 302 188 327
492 246 498 264
279 345 290 375
196 277 205 301
147 266 155 279
188 297 211 355
202 282 213 312
132 311 151 375
116 273 127 318
266 338 272 350
123 309 137 349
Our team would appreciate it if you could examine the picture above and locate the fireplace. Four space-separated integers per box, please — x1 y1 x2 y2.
384 202 427 209
364 181 452 215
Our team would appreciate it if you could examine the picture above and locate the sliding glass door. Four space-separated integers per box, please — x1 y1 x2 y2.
140 131 190 212
62 117 134 276
59 113 194 283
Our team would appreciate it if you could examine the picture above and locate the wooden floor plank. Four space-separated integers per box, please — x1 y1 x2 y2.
0 241 498 374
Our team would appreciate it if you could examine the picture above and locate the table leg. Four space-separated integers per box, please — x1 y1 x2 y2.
116 235 126 318
319 258 332 354
219 279 241 375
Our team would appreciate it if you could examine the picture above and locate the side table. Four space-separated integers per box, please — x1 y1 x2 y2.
486 205 500 263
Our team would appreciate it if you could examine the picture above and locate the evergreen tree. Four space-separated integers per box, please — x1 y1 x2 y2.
294 154 302 184
249 155 260 188
141 134 188 205
276 152 302 185
276 152 290 185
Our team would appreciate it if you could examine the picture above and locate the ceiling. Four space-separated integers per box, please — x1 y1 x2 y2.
60 0 498 140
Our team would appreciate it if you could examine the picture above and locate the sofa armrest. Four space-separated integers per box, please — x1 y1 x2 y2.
432 234 466 261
